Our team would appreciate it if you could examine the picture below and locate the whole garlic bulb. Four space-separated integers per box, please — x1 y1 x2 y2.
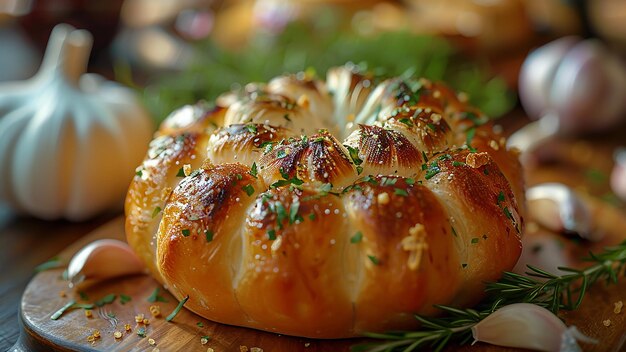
0 24 154 221
519 36 626 135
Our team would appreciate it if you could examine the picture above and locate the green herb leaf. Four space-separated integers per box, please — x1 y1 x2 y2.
72 303 94 310
51 300 76 320
137 327 146 338
176 167 186 177
471 238 479 244
243 184 255 196
197 322 204 327
181 229 191 237
120 294 132 305
94 294 116 307
165 295 190 322
351 231 363 243
152 206 162 218
205 230 214 242
250 162 258 178
277 149 287 159
368 255 380 266
147 287 169 303
289 201 300 224
267 229 277 240
394 188 408 197
345 145 363 166
405 178 415 185
246 124 258 134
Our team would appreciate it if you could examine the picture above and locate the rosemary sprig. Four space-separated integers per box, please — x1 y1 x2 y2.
353 240 626 352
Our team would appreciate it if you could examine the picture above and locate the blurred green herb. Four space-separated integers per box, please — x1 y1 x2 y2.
132 22 513 124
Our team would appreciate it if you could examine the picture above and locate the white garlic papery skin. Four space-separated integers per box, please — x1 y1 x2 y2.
518 36 626 135
612 148 626 201
67 239 146 288
472 303 596 352
0 24 154 221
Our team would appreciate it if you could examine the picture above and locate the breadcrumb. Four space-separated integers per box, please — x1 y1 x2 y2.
114 331 122 339
240 346 249 352
149 338 156 346
603 319 612 327
84 310 93 318
135 314 145 323
251 348 263 352
614 301 623 314
150 305 161 317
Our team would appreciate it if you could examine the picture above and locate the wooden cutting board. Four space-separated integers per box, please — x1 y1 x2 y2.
11 215 626 352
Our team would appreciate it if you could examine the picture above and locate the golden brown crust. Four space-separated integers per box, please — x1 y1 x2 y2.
125 65 525 338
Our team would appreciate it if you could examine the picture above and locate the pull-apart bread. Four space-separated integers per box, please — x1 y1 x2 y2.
126 65 525 338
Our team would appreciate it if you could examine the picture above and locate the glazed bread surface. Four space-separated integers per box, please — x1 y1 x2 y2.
125 65 525 338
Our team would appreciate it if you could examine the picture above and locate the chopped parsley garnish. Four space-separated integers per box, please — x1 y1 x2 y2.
421 150 428 162
394 188 409 197
267 229 277 240
181 229 191 237
176 167 185 177
465 127 477 152
399 118 413 127
427 123 437 132
249 162 258 178
351 231 363 243
151 206 162 218
165 295 190 322
94 294 116 307
438 154 452 161
452 161 465 167
147 288 169 303
308 213 316 221
242 184 255 196
259 141 274 153
50 300 76 320
483 168 489 175
497 191 506 204
235 173 243 180
289 201 302 224
424 161 441 180
471 238 479 244
283 114 292 122
245 124 257 134
276 149 287 159
451 226 458 237
356 166 364 175
78 291 89 301
120 294 132 305
406 178 415 185
205 230 214 242
345 145 363 167
368 255 380 265
135 170 143 177
197 322 204 327
381 177 398 186
275 202 287 228
137 327 146 338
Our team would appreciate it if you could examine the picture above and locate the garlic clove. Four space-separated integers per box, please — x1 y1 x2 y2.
471 303 596 352
611 148 626 201
67 239 146 288
526 183 598 241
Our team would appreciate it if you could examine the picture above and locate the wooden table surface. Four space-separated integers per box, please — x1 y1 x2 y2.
1 109 625 352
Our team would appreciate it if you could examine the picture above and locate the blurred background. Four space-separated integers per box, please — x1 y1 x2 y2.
1 0 624 120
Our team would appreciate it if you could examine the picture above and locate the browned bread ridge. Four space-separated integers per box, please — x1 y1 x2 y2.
125 65 525 338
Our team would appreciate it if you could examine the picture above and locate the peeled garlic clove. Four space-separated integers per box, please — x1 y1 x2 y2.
611 148 626 201
472 303 596 352
507 113 560 153
67 239 145 287
526 183 597 241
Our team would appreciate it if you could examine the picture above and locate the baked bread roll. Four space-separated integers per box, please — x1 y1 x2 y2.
125 65 525 338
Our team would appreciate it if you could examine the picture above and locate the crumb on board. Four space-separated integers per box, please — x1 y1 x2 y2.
614 301 623 314
250 348 263 352
143 318 150 325
152 349 160 352
125 324 132 332
114 331 122 339
603 319 612 327
201 337 209 345
240 346 249 352
84 310 92 318
59 290 66 298
207 348 215 352
135 314 145 323
304 342 311 347
149 338 156 346
150 305 161 317
92 330 100 338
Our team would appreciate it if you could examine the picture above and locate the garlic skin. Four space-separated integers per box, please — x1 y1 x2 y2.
611 148 626 201
526 183 596 240
67 239 146 288
518 36 626 135
472 303 596 352
0 24 154 221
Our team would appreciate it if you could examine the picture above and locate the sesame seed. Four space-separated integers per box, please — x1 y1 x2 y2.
324 209 331 215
